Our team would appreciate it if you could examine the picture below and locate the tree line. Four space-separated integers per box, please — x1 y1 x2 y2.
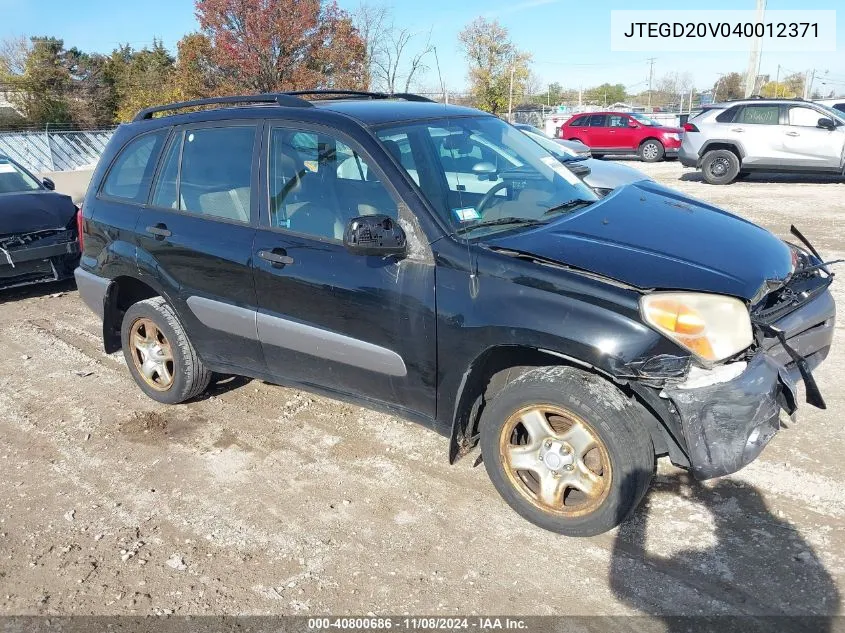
2 0 820 131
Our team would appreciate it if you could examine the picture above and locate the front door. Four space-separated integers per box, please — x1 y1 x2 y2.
781 105 844 169
606 114 637 151
137 121 264 372
252 122 437 420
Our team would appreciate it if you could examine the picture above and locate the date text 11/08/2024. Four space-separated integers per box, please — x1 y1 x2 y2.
307 617 528 630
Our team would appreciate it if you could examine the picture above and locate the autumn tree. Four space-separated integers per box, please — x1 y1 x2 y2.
172 33 218 100
108 41 179 122
458 17 531 114
195 0 366 93
64 48 116 128
1 37 73 127
714 72 744 101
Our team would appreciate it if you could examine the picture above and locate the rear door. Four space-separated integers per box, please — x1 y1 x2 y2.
252 120 437 419
584 115 610 148
137 121 264 373
728 104 781 164
781 105 844 169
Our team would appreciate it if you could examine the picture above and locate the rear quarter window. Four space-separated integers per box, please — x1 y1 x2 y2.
100 130 168 203
715 106 740 123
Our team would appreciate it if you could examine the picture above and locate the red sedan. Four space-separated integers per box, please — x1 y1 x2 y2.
559 112 683 162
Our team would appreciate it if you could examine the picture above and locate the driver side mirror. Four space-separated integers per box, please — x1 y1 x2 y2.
42 177 55 190
628 120 639 128
343 214 406 258
817 117 836 131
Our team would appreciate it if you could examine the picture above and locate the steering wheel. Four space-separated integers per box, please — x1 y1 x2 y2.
476 181 510 216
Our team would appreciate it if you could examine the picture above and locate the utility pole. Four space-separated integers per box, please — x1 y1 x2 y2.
744 0 767 97
774 64 781 97
508 66 515 121
803 69 816 99
646 57 656 108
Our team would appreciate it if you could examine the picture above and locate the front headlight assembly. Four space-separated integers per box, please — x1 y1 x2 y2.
640 292 753 363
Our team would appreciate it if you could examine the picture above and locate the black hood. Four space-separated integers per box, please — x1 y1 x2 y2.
487 181 793 302
0 191 77 236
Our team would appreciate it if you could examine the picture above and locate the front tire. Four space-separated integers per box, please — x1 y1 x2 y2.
701 149 741 185
638 139 665 162
121 297 212 404
480 366 654 536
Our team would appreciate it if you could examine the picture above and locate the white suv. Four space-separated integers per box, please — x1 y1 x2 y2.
679 98 845 184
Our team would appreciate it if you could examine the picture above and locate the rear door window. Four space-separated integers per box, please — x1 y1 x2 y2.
588 115 608 127
151 125 256 223
735 105 780 125
100 130 168 203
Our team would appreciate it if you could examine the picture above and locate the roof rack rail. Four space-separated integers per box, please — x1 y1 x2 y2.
132 90 437 122
285 90 435 103
133 93 313 122
720 95 805 104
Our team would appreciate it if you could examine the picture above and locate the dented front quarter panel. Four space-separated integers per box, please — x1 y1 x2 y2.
434 240 689 437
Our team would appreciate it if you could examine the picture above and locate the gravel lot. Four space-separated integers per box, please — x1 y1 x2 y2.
1 160 843 619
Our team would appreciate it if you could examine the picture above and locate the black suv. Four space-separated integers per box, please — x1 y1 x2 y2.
76 91 836 536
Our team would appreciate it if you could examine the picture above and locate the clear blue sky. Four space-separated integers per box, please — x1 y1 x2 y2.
2 0 843 95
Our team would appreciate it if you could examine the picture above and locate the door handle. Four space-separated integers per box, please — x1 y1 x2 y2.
785 131 800 137
258 249 294 267
146 224 171 240
730 128 745 132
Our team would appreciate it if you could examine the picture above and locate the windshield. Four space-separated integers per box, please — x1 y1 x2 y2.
0 158 41 194
631 113 660 126
376 116 597 237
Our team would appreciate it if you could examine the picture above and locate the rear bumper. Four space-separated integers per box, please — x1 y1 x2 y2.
663 288 835 480
678 144 699 168
74 267 110 319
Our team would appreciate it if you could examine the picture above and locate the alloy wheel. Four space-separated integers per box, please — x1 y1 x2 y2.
129 318 175 391
498 405 612 517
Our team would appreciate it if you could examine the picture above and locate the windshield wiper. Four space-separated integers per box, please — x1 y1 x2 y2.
454 216 546 235
542 198 596 216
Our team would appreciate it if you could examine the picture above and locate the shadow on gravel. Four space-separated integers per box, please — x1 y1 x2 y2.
0 277 76 304
609 471 840 633
679 171 845 185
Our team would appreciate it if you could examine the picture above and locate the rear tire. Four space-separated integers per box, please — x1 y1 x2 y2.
638 140 665 162
701 149 741 185
121 297 212 404
480 366 655 536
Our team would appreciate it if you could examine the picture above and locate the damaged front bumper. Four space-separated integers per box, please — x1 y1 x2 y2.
662 287 835 480
0 229 80 290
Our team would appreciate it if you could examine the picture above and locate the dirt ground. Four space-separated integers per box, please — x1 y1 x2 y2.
1 161 844 619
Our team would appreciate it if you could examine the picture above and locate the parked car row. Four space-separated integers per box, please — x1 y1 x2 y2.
70 91 835 537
